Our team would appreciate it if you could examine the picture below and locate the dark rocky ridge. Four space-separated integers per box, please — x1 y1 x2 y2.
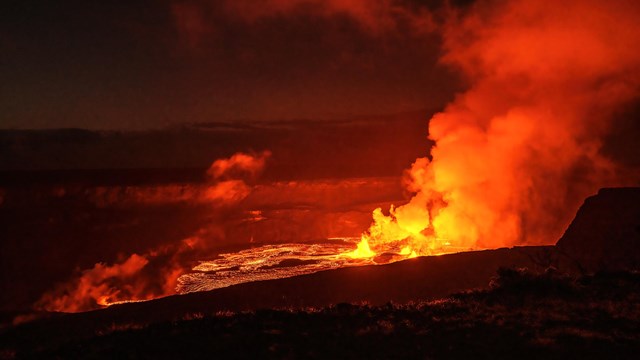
2 246 572 348
557 187 640 273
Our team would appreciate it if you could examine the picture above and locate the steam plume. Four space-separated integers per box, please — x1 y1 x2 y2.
362 0 640 254
36 152 270 312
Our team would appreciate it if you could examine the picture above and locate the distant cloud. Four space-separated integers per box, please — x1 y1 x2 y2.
171 0 437 50
220 0 436 34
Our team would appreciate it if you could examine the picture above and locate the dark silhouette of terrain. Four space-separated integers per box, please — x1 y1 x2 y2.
1 187 639 359
557 187 640 272
3 270 639 359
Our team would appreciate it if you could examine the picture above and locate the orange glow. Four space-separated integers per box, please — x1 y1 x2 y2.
36 254 150 313
36 0 640 312
178 239 376 293
350 0 640 260
36 152 272 313
348 236 375 258
206 151 271 180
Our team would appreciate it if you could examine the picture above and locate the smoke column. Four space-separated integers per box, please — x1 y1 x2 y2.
361 0 640 255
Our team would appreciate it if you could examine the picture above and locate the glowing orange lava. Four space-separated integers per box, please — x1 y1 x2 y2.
178 239 379 294
347 170 478 260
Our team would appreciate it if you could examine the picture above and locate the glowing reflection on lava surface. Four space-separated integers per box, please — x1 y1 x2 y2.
177 238 377 293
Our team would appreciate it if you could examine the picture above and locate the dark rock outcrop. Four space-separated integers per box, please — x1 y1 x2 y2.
557 187 640 272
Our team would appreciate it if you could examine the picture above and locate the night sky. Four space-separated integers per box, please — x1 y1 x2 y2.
1 0 464 130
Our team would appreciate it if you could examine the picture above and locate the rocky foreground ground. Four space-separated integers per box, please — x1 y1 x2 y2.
3 269 639 359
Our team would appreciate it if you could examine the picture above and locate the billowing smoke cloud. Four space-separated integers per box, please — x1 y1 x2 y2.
71 151 271 208
36 152 270 312
36 254 150 313
362 0 640 255
207 150 270 180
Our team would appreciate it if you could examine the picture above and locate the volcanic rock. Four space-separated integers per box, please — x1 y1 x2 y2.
557 187 640 273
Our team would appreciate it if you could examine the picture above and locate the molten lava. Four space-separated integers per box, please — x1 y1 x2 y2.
178 239 376 294
348 190 476 260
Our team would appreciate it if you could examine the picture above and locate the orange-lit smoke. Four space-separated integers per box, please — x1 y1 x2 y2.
207 150 270 180
355 0 640 257
74 150 271 208
36 152 270 312
36 254 150 313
